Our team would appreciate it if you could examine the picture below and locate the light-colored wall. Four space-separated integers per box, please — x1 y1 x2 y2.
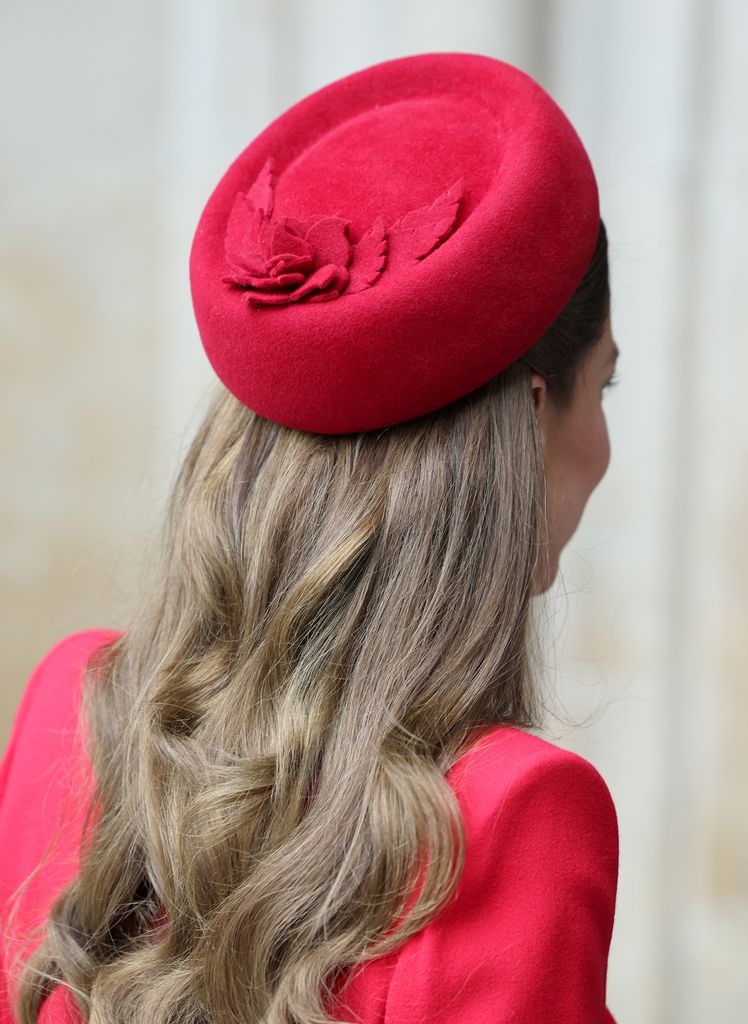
2 2 746 1021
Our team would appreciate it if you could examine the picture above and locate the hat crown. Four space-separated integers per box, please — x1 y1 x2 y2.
273 95 499 242
190 52 599 433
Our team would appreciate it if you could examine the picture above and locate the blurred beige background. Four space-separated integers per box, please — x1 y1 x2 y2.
2 1 747 1021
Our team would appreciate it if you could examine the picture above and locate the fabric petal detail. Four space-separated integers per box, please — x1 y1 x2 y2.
328 265 350 293
246 264 339 306
289 263 339 301
247 273 306 290
267 253 315 276
304 217 351 268
247 291 302 306
285 217 312 237
307 265 349 302
270 221 312 259
222 270 259 287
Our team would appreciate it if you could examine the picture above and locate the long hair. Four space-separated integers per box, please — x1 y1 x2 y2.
6 220 610 1024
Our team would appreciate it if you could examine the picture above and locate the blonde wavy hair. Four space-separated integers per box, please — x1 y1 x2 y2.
6 222 610 1023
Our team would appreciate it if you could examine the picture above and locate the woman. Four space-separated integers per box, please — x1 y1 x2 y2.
1 53 622 1023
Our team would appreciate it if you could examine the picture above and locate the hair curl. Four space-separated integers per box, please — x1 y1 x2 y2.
6 220 610 1024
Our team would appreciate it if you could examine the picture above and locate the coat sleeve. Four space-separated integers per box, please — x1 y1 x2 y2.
0 630 122 1024
382 752 619 1024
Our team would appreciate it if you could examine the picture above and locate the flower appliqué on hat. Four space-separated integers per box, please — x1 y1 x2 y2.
222 158 464 307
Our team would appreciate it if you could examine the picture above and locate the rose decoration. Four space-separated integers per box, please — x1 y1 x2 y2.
223 158 464 307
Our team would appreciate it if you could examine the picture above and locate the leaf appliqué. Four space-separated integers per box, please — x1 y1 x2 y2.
246 157 276 217
347 217 387 294
387 178 464 273
222 161 464 306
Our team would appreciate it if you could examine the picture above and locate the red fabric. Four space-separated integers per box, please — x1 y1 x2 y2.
1 632 619 1023
0 630 122 1024
190 52 600 434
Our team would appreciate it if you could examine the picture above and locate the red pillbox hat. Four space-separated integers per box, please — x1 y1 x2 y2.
189 52 599 434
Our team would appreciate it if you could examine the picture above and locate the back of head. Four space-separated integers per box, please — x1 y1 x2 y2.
8 54 610 1024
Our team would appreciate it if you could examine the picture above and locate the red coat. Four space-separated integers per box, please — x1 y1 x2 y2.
1 631 619 1023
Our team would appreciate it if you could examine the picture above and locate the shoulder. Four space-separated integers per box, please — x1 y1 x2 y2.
444 724 619 899
447 723 617 820
13 628 123 718
375 727 620 1022
0 630 123 1019
21 628 124 687
0 628 124 809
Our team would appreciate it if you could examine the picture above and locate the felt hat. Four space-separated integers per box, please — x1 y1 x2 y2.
189 52 599 434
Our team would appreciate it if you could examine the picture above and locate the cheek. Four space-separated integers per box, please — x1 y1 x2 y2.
562 405 610 507
593 406 612 481
541 400 612 556
572 401 610 484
